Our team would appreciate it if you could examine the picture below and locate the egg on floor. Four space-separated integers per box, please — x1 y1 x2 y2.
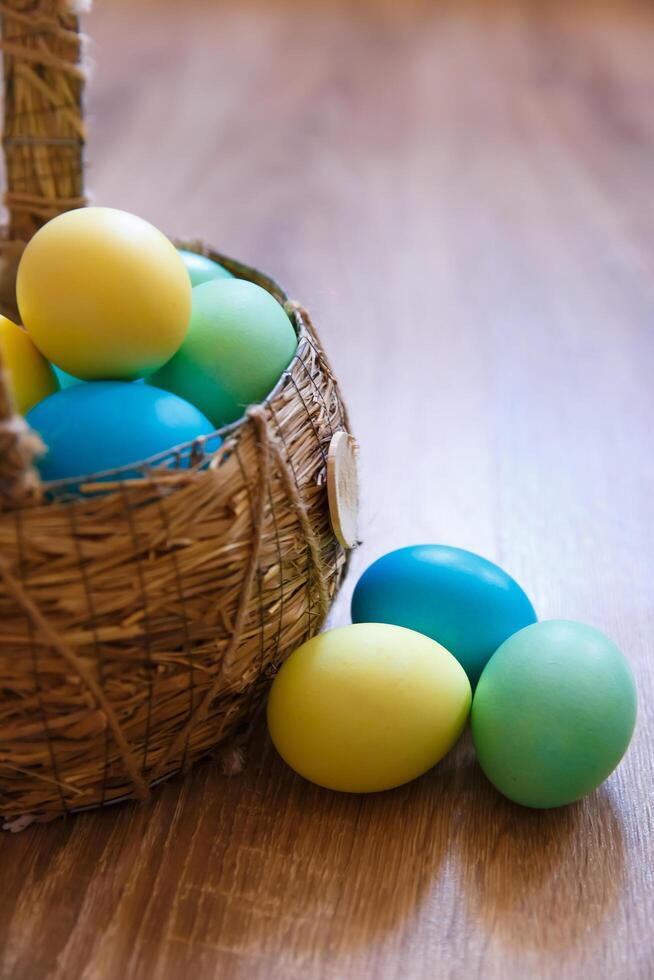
0 314 59 414
267 622 471 793
148 278 298 426
26 381 218 485
17 207 192 381
177 249 234 287
471 620 637 808
351 544 537 687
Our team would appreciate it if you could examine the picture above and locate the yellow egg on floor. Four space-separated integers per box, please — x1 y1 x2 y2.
267 623 472 793
16 207 191 381
0 315 59 415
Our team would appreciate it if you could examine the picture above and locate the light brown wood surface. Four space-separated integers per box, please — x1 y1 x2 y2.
2 0 653 977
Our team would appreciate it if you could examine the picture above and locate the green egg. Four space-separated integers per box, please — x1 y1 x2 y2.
148 278 297 426
471 620 637 808
177 249 233 287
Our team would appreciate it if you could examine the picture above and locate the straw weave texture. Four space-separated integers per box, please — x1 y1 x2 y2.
0 3 352 826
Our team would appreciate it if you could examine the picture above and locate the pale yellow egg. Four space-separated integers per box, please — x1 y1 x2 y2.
267 623 471 793
0 315 59 415
17 207 191 381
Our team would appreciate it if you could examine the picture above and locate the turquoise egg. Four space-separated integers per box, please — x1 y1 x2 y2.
148 278 297 427
351 545 537 686
26 381 218 484
177 249 233 287
52 365 145 388
471 620 637 808
52 364 82 389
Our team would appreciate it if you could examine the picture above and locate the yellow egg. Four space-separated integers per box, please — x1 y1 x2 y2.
16 207 191 380
0 315 59 415
267 623 471 793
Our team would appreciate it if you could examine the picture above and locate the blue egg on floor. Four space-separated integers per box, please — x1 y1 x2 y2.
351 544 537 686
26 381 219 485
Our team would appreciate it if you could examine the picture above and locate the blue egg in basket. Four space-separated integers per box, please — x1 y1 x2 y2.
26 381 220 486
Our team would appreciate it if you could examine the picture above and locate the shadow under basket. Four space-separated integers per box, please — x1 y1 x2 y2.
0 239 353 828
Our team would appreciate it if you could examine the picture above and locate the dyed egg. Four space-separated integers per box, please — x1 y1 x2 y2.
351 545 537 686
149 278 297 426
267 623 471 793
52 366 145 389
17 207 191 380
178 249 233 287
0 315 59 414
52 364 82 389
471 620 637 808
26 381 217 484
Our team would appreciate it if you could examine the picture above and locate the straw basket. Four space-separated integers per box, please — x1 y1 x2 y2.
0 1 355 829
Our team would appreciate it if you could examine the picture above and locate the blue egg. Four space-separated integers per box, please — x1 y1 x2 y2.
351 545 537 686
26 381 219 485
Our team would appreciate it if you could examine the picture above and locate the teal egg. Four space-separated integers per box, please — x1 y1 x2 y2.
148 278 298 426
52 365 145 388
177 249 233 287
471 620 637 808
26 381 218 485
52 364 83 389
351 545 536 686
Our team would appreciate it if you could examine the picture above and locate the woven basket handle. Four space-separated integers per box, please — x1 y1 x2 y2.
1 0 87 241
0 1 87 507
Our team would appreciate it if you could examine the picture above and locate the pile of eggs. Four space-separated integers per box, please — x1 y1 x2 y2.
1 206 297 484
268 545 637 808
1 208 637 811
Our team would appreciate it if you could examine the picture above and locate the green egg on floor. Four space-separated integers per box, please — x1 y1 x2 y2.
471 620 637 808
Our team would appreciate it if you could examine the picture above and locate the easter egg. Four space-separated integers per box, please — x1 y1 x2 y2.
471 620 637 808
52 366 145 389
149 278 297 426
0 315 59 414
267 623 471 793
17 207 191 380
351 545 537 686
178 249 233 287
52 364 82 389
26 381 217 484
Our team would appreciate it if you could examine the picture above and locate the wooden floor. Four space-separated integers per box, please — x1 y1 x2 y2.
2 0 654 976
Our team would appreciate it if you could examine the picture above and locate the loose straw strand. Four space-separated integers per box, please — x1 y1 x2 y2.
249 405 330 621
0 361 43 509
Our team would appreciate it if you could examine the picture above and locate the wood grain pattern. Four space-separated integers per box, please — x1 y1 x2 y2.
1 0 653 976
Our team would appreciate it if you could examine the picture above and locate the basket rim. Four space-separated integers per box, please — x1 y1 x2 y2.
27 240 311 496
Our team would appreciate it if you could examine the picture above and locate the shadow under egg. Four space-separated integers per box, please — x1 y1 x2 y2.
455 761 626 953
